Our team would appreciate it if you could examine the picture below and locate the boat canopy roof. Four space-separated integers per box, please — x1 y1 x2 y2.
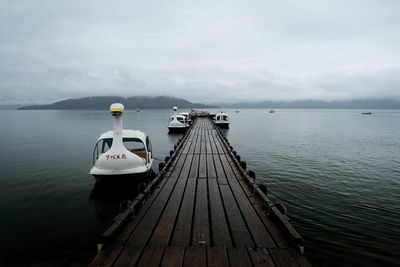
170 114 186 119
97 129 148 143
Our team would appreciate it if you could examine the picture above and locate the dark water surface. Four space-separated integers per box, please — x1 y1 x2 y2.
0 109 399 266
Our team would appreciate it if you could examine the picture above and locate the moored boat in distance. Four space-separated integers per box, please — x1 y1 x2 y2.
362 112 372 115
90 103 153 183
168 106 189 133
179 111 193 125
269 109 275 113
214 110 229 128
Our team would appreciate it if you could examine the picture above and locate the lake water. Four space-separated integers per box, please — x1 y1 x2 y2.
0 109 399 266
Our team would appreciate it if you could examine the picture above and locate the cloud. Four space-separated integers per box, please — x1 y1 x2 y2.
1 0 400 104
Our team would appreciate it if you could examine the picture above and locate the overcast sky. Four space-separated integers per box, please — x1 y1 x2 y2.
1 0 400 104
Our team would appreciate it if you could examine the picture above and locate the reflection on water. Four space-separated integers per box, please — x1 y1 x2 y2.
89 172 156 221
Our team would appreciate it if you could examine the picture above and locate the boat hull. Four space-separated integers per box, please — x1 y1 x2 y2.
215 122 229 129
93 170 151 183
168 126 189 133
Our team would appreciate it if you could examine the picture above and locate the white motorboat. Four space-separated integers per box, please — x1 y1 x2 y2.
214 111 229 128
168 107 189 133
90 103 153 183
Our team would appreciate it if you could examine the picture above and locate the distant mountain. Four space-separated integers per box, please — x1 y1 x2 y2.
216 99 400 109
15 97 400 110
18 96 214 110
0 104 23 110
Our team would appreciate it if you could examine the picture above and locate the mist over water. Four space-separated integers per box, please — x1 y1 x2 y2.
0 109 399 266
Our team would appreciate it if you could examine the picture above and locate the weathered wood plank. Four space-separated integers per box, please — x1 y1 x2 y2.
248 248 276 267
219 185 254 247
269 248 299 267
89 247 122 267
170 178 196 246
213 153 227 179
208 179 232 247
111 177 169 245
113 246 143 267
214 140 225 154
124 153 188 247
207 153 217 179
194 134 201 154
210 140 218 154
206 141 212 154
198 153 207 178
219 154 236 178
183 247 206 267
188 154 199 178
226 174 276 248
136 247 165 267
227 248 252 267
192 179 210 247
160 247 185 267
149 154 192 246
207 247 229 267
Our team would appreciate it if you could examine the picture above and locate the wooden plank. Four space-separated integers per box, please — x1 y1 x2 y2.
207 153 217 179
123 178 175 247
189 154 199 178
149 154 192 246
188 131 199 154
239 183 289 248
219 154 236 178
201 140 206 154
183 247 206 267
214 140 225 154
112 177 169 245
89 247 122 267
219 185 254 247
194 134 201 154
226 174 276 248
227 248 252 267
124 154 188 247
217 178 229 185
213 153 226 179
206 141 212 154
248 248 276 267
207 247 228 267
182 139 192 154
170 178 196 246
192 179 210 247
161 247 185 267
217 146 289 248
136 247 165 267
226 156 243 180
210 140 218 154
113 247 143 267
208 179 232 247
269 248 299 267
248 196 289 248
198 154 207 178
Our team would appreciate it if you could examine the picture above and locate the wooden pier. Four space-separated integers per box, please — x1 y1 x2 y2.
90 118 311 266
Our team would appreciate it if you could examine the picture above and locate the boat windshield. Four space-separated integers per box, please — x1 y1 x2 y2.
93 137 146 163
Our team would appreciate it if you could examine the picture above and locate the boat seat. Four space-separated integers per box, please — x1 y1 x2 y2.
133 151 149 163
